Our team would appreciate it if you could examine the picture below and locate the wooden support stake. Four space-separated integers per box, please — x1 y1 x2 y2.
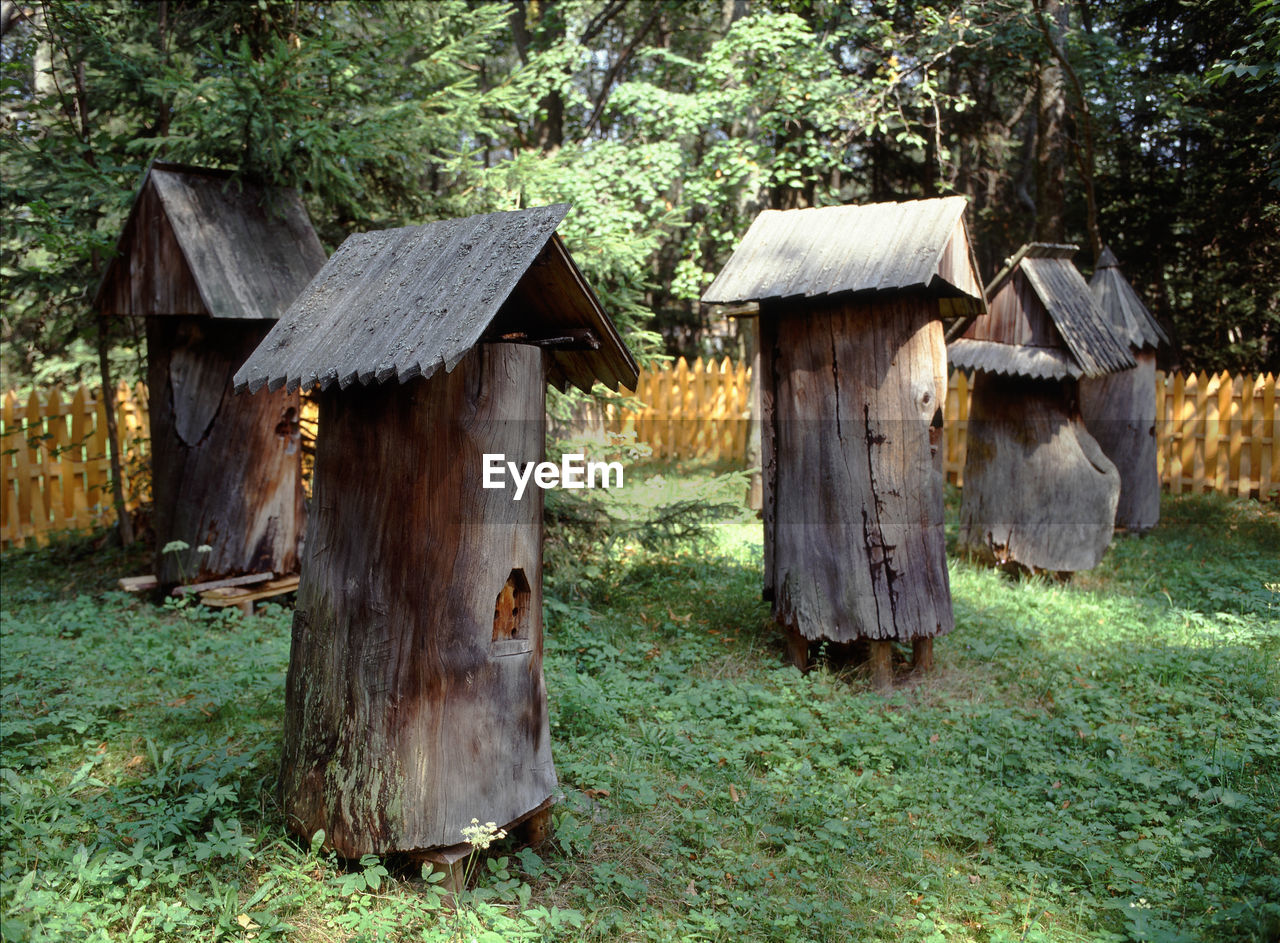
869 641 893 692
416 843 471 894
512 803 554 849
784 629 810 672
912 637 934 674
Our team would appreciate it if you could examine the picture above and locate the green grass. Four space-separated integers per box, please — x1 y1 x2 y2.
2 472 1277 942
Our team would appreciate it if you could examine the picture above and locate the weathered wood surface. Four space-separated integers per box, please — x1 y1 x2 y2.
235 208 637 397
171 571 273 595
744 319 763 511
99 179 207 318
959 373 1119 572
960 245 1134 381
118 574 159 593
759 315 778 601
1078 350 1160 531
702 198 981 314
765 295 952 644
280 343 556 857
148 316 304 585
96 164 326 321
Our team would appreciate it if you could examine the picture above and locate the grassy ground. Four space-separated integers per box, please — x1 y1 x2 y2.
1 469 1277 942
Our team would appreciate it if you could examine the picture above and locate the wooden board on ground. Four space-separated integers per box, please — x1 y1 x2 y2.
200 575 299 613
118 574 159 593
172 571 274 595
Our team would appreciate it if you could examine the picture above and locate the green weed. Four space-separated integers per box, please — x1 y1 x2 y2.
2 479 1277 941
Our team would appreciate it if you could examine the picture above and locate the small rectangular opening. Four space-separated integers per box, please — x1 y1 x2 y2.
492 568 533 656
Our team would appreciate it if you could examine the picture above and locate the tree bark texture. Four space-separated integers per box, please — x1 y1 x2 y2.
764 296 953 644
147 316 304 585
744 317 763 512
959 372 1119 571
1077 350 1160 531
1033 0 1068 242
280 343 556 857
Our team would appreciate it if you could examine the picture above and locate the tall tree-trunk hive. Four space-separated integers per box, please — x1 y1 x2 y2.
280 344 554 856
1077 247 1167 532
95 164 324 585
233 204 638 856
703 198 986 672
762 296 952 645
949 243 1136 572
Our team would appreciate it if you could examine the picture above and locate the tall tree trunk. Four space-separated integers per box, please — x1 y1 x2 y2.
1036 0 1102 259
97 313 134 545
1033 0 1068 242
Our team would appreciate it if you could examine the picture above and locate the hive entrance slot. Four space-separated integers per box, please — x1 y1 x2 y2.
493 568 530 642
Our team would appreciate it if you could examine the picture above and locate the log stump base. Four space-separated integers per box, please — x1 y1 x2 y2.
781 630 937 690
407 798 555 893
785 630 811 672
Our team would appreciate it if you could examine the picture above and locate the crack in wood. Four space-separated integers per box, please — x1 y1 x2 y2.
863 403 900 632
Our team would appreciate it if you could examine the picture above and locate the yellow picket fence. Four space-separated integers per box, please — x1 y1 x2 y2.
1 383 150 547
1155 370 1278 499
608 357 753 461
607 359 1279 501
1 363 1276 547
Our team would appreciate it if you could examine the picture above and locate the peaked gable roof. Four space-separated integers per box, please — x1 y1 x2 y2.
1090 246 1168 351
233 205 638 395
952 242 1134 380
96 162 327 320
701 197 985 315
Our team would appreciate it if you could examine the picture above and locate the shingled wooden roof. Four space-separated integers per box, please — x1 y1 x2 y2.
702 197 986 320
96 162 327 320
233 205 638 395
950 243 1134 380
1090 246 1168 351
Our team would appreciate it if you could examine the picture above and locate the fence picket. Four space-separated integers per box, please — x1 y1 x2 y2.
1227 374 1244 496
1169 372 1186 494
1263 374 1276 500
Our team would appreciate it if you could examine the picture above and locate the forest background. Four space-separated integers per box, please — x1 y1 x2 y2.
2 0 1278 390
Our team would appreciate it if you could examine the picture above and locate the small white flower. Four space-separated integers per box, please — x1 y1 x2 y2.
460 817 507 850
161 540 190 554
196 544 213 554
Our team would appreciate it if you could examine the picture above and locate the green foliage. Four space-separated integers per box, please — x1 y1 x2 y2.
542 451 747 600
4 0 1276 383
1207 0 1280 189
2 480 1277 941
0 0 513 384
